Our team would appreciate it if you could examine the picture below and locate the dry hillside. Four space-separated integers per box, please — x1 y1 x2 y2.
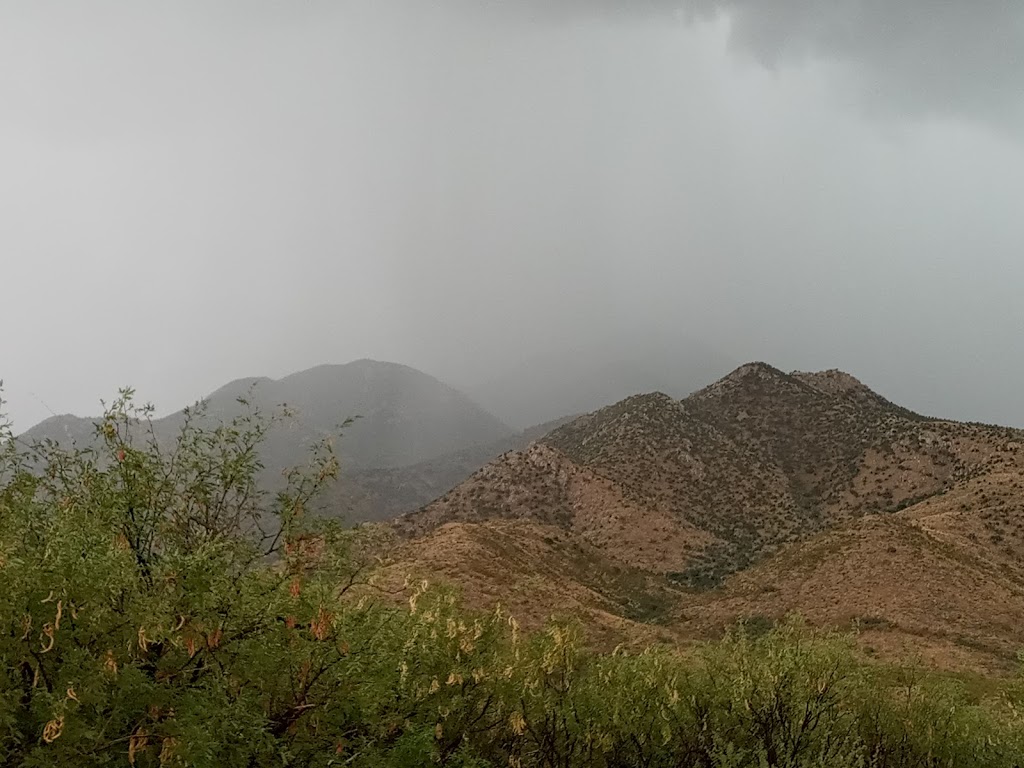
385 362 1024 671
325 415 578 523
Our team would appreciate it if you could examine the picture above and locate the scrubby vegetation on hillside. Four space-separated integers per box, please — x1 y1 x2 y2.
402 364 1024 662
3 390 1024 767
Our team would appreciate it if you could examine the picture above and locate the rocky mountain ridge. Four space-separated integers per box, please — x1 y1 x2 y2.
385 363 1024 672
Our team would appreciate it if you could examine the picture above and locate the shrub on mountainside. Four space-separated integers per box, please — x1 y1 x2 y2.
2 388 1024 767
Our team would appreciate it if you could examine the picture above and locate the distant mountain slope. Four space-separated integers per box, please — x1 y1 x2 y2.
677 511 1024 674
324 415 579 523
396 441 712 573
17 413 98 448
164 359 515 472
388 362 1024 669
18 358 514 486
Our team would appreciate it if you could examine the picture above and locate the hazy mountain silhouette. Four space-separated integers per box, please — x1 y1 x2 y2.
19 358 514 476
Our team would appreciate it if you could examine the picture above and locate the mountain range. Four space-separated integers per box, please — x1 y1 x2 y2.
18 360 519 522
21 359 510 469
21 355 1024 673
17 354 721 523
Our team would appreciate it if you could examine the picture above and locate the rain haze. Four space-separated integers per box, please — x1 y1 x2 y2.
4 0 1024 432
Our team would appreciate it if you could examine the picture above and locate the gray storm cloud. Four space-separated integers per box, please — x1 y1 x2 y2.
3 1 1024 434
694 0 1024 126
514 0 1024 128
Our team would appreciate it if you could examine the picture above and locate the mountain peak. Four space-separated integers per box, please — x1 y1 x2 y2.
16 413 100 449
283 359 422 381
206 376 275 401
684 362 921 440
696 363 916 415
721 361 800 386
689 361 808 405
790 368 927 419
19 360 513 472
732 361 787 377
31 413 94 428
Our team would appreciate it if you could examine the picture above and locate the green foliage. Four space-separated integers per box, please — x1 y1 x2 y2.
2 387 1023 767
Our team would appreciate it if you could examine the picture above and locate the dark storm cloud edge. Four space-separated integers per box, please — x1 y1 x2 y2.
480 0 1024 125
189 0 1024 125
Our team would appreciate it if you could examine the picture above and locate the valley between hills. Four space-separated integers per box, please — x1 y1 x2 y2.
22 359 1024 674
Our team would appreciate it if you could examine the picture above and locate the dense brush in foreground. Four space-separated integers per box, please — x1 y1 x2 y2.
2 391 1023 767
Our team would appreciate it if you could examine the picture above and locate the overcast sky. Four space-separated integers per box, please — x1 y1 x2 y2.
3 1 1024 431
